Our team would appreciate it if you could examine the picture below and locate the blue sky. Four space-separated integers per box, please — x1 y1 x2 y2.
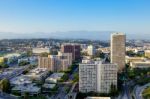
0 0 150 35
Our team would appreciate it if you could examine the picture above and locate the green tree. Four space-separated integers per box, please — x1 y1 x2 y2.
109 84 118 96
0 63 9 68
40 52 49 57
26 50 33 57
0 78 10 93
24 92 30 99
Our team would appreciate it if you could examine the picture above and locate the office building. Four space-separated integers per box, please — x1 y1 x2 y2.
79 59 117 93
61 44 81 60
111 33 126 72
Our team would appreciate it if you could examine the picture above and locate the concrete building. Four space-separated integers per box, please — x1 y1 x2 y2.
145 50 150 58
86 97 111 99
0 57 4 63
10 75 32 86
130 61 150 68
45 73 64 83
79 59 117 93
61 44 81 60
11 84 41 96
125 56 145 63
32 47 50 54
87 45 95 56
111 33 126 72
38 52 72 72
26 68 49 82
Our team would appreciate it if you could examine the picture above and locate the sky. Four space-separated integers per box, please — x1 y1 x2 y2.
0 0 150 37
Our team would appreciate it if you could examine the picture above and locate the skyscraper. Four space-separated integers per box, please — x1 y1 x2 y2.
111 33 126 72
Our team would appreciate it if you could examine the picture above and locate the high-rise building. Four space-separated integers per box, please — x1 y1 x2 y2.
79 59 118 93
111 33 126 72
61 44 81 60
87 45 95 56
38 52 72 72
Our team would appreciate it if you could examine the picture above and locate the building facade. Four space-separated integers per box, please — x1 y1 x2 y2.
87 45 95 56
111 33 126 72
79 59 117 93
61 44 81 60
38 52 72 71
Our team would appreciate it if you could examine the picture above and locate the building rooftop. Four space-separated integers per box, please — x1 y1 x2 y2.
112 32 125 36
10 75 32 86
12 84 40 93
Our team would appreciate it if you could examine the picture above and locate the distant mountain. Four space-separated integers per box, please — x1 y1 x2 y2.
0 31 149 40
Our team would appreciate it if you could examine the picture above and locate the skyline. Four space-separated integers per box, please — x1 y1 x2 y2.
0 0 150 39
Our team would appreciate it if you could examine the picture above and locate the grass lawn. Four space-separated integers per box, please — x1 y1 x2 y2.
142 87 150 98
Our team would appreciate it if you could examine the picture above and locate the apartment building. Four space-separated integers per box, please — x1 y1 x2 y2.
61 43 81 60
79 59 117 93
38 52 72 71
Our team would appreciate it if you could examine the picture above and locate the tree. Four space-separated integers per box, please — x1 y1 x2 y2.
109 84 118 96
19 61 30 66
0 63 9 68
0 78 10 93
40 52 49 57
24 92 29 99
26 50 33 57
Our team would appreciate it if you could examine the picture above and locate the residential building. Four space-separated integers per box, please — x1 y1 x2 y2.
61 43 81 60
38 52 72 71
111 33 126 72
79 59 117 93
87 45 95 56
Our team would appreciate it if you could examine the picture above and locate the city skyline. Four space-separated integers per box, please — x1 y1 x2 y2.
0 0 150 39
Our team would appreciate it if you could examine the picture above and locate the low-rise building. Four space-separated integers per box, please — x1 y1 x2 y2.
86 97 111 99
10 75 32 86
11 84 41 96
32 47 50 54
145 50 150 58
45 73 64 83
126 56 145 63
26 68 49 82
130 61 150 68
0 57 4 63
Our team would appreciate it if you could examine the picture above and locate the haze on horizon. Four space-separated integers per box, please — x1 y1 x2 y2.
0 0 150 39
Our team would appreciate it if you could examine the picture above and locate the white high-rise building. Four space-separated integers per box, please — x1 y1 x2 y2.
111 33 126 72
87 45 95 56
79 59 118 93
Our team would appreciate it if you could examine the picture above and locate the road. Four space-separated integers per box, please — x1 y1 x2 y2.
0 65 30 80
119 81 132 99
0 91 18 99
134 83 150 99
0 65 31 99
51 64 79 99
